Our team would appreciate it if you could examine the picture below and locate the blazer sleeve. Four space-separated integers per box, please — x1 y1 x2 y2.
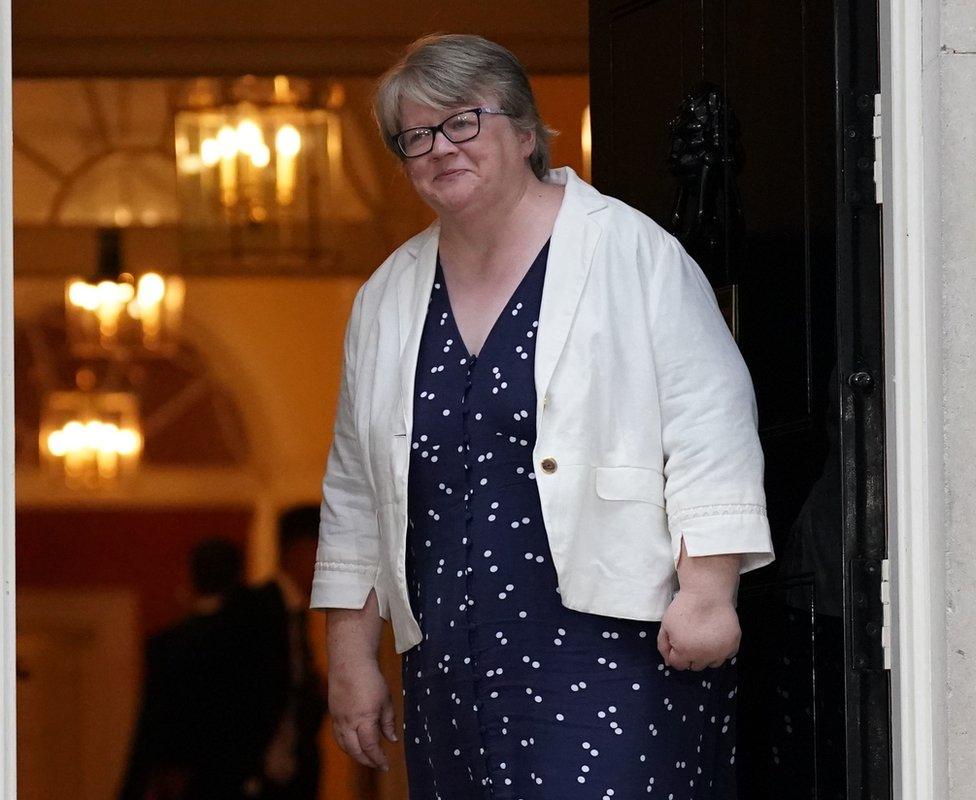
310 284 382 610
648 235 775 574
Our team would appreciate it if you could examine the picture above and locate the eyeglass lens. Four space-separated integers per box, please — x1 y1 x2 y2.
398 110 481 157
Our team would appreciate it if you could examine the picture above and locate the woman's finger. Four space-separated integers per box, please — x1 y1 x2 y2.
381 699 399 743
336 724 381 769
657 625 672 665
356 721 390 771
668 646 692 671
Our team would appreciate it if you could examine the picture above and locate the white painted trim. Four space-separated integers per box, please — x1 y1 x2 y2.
0 0 15 796
880 0 948 797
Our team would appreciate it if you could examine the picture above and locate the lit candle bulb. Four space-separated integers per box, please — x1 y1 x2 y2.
217 124 238 207
275 124 301 205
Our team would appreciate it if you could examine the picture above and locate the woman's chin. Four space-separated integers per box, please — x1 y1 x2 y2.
430 187 480 216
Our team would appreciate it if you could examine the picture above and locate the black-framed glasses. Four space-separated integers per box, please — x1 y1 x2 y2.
391 107 511 158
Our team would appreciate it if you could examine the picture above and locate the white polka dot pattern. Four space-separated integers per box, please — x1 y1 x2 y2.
401 240 737 798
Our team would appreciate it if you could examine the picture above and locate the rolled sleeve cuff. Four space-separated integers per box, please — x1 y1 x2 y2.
309 560 378 611
668 505 775 574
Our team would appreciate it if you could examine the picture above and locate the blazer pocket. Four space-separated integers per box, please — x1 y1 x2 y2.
594 466 666 507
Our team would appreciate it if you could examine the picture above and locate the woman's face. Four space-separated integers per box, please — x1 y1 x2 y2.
398 96 535 219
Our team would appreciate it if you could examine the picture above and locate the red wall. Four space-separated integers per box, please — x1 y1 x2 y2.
16 507 252 637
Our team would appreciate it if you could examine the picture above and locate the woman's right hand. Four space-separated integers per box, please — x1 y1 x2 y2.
328 657 398 771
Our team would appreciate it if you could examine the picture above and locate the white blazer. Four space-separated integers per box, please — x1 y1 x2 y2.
310 165 774 654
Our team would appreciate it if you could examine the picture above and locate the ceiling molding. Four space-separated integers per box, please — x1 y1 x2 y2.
13 34 588 79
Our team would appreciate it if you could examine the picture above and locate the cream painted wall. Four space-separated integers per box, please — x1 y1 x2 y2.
11 71 590 585
14 272 360 487
180 276 359 497
10 72 590 494
14 273 360 579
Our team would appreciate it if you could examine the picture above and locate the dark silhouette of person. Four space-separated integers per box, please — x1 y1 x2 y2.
118 538 280 800
251 505 328 800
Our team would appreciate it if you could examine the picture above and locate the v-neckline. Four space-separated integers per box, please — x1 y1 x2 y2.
437 238 550 361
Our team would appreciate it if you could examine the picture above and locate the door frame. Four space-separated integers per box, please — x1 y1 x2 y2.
879 0 948 797
2 0 17 796
0 0 950 797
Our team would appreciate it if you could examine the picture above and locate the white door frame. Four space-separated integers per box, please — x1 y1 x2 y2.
880 0 948 797
0 0 950 797
1 0 17 794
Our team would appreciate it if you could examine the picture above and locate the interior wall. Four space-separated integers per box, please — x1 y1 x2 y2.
17 589 141 800
12 75 591 511
15 507 252 636
14 508 252 799
12 66 590 800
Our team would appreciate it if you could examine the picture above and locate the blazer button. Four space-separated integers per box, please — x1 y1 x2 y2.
540 457 557 474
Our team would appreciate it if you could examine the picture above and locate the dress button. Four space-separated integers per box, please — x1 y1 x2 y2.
540 457 557 474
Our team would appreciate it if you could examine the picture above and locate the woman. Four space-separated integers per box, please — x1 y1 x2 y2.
312 33 774 799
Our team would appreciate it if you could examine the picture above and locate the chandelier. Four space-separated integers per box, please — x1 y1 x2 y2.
174 75 342 272
65 228 185 357
39 375 143 489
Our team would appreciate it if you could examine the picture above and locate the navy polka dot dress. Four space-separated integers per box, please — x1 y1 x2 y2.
402 238 739 799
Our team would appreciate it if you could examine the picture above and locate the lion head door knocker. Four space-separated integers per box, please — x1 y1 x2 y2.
666 82 745 338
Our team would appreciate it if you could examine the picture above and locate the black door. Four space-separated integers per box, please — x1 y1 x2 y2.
589 1 890 798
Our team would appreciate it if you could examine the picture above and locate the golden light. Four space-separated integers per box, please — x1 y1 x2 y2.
136 272 167 306
273 124 300 205
236 118 264 155
250 143 271 168
275 124 302 157
174 75 352 270
216 124 238 158
66 273 184 353
582 104 592 184
65 229 185 355
200 137 221 167
40 390 144 489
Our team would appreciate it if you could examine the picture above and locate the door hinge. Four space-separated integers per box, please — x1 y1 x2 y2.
880 557 891 669
873 93 883 205
851 557 886 671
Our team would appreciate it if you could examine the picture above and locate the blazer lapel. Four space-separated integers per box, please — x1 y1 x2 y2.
534 168 606 406
396 221 440 432
393 167 606 435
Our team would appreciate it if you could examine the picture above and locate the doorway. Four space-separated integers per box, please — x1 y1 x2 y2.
590 0 891 797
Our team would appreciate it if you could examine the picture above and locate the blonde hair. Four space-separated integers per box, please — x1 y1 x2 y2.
372 33 558 179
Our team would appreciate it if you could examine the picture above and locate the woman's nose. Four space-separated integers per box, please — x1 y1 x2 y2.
429 129 460 157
